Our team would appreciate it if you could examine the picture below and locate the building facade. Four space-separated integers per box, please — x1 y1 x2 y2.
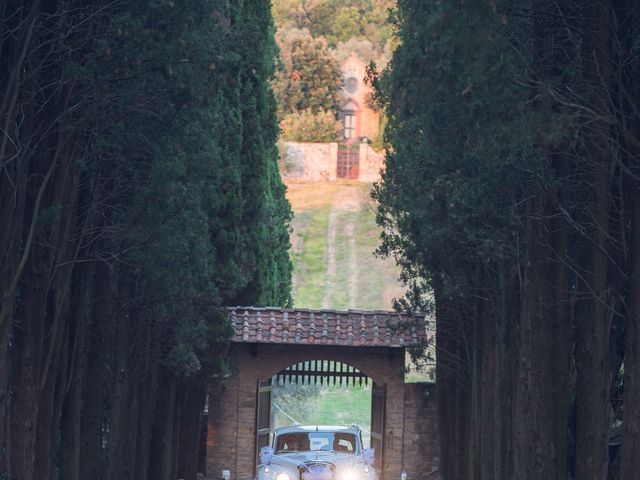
339 53 381 143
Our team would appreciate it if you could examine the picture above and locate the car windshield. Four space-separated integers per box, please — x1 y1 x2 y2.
275 432 358 454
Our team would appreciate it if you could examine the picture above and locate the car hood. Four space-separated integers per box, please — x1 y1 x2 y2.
270 451 364 470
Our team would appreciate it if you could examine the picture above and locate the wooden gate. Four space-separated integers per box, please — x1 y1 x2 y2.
337 146 359 179
255 379 272 473
370 382 386 472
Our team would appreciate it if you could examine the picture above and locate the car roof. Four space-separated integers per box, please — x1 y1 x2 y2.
274 425 361 436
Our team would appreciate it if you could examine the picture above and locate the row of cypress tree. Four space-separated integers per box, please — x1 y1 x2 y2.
374 1 638 479
0 1 291 479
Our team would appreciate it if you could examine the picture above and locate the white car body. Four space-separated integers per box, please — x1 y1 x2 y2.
257 426 378 480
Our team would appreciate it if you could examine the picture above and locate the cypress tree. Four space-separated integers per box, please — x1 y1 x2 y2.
374 1 639 479
0 0 291 478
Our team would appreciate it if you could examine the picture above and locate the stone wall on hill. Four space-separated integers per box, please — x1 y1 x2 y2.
282 141 384 182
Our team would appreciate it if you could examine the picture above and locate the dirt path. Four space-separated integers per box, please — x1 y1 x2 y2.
287 180 404 310
321 208 337 309
346 222 358 307
321 185 361 309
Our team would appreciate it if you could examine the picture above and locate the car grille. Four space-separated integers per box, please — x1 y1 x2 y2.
298 461 335 480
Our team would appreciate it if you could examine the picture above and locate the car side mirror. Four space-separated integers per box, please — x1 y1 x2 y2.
363 448 375 466
260 446 273 465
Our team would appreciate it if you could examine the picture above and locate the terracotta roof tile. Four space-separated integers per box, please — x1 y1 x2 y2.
228 307 427 348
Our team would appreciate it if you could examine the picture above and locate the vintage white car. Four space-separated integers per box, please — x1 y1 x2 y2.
257 426 378 480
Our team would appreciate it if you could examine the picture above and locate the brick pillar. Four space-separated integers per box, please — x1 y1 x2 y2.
329 142 338 181
358 143 368 181
402 383 440 480
207 375 241 480
381 350 406 480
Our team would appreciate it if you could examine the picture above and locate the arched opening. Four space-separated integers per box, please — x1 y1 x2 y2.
255 360 385 472
272 361 372 439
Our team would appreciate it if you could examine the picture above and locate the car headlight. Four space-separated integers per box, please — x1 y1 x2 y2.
339 470 359 480
277 472 291 480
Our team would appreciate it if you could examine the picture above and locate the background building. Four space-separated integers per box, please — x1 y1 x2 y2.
339 53 381 143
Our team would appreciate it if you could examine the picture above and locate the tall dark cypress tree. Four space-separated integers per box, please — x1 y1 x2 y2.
235 0 293 307
374 1 639 479
0 0 291 478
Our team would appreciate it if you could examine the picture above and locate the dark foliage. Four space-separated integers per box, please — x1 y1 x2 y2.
374 1 639 479
0 1 291 479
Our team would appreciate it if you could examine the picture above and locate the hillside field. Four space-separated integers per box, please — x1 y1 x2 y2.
285 180 405 311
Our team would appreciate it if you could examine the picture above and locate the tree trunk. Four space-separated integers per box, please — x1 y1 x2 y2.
574 2 614 478
434 276 460 480
61 359 83 480
33 138 81 480
0 158 27 478
549 154 573 480
33 284 72 480
618 1 640 477
60 267 90 480
503 266 520 480
2 5 49 476
34 354 60 480
148 368 178 480
620 188 640 478
9 275 46 480
177 376 209 480
134 361 160 480
105 281 133 480
514 202 559 480
79 263 110 480
434 275 473 480
124 375 142 480
477 263 516 480
478 293 495 480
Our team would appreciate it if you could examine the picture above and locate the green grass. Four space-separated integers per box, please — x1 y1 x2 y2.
352 189 402 309
272 383 373 446
324 209 357 309
287 181 405 311
282 181 421 424
290 205 331 307
313 385 372 429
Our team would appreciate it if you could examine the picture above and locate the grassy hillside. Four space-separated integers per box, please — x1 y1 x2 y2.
272 383 373 446
286 180 405 310
278 181 428 434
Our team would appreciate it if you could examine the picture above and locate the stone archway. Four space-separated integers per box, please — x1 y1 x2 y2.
205 308 439 480
258 359 385 471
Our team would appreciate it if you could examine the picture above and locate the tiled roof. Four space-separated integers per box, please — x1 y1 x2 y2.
228 307 426 348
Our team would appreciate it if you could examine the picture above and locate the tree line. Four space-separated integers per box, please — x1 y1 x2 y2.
0 1 292 479
271 0 394 144
373 0 639 479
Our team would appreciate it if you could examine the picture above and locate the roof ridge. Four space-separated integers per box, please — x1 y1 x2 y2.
227 306 429 348
226 305 424 316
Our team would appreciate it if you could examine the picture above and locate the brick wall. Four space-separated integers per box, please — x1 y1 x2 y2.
281 141 383 182
402 383 440 480
358 145 384 182
282 142 336 181
207 376 240 479
340 54 380 142
207 343 416 480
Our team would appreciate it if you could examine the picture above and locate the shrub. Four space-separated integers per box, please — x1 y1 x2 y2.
281 109 342 142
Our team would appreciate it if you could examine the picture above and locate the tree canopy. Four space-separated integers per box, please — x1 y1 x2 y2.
271 0 394 142
0 1 291 479
273 28 342 119
374 0 639 479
